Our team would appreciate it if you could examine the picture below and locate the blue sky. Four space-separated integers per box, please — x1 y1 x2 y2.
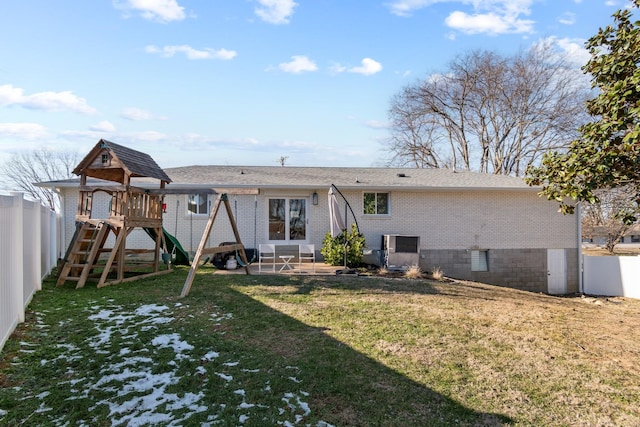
0 0 631 171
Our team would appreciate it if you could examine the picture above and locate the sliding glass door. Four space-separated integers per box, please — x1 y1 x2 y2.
268 198 307 242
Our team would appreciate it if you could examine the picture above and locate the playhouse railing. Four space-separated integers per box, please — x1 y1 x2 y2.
76 186 162 227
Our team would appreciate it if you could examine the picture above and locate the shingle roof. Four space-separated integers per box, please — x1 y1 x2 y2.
163 165 535 191
73 139 172 184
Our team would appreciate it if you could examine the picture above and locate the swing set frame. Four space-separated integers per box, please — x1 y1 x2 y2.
180 192 252 297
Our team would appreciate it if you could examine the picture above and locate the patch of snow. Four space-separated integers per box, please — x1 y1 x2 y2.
145 316 173 324
56 343 78 351
281 392 311 417
134 304 168 316
34 401 52 413
15 299 331 427
151 333 193 360
202 351 219 361
216 373 233 382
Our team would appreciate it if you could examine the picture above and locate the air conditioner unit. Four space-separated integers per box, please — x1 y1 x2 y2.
382 235 420 269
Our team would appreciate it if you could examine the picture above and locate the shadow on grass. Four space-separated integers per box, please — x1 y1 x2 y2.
2 268 513 426
188 273 513 426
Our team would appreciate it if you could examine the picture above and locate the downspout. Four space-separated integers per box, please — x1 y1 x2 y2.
577 202 583 294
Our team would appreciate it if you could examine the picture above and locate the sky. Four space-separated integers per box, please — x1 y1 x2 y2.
0 0 633 173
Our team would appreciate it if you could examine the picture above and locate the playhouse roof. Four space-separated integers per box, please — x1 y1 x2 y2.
72 139 171 185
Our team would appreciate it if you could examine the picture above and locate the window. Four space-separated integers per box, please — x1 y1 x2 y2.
101 153 110 165
632 235 640 243
363 192 389 215
268 198 307 242
187 194 209 215
471 250 489 271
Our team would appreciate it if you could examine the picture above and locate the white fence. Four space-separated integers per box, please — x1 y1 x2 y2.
583 255 640 299
0 193 59 352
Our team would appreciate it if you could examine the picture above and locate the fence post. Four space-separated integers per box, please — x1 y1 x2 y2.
9 193 25 322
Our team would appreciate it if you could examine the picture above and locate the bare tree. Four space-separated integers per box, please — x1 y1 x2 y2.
386 45 590 175
581 186 640 253
277 156 289 166
0 147 80 211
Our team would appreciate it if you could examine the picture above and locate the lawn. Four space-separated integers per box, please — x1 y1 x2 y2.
1 266 639 426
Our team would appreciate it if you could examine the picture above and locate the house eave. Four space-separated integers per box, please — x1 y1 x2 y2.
36 179 542 193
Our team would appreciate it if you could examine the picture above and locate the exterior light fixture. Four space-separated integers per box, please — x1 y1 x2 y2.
312 192 318 205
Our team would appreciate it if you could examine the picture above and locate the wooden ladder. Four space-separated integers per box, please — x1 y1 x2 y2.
57 222 111 288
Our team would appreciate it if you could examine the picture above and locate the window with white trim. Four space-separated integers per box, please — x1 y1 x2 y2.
471 250 489 272
187 194 209 215
363 192 389 215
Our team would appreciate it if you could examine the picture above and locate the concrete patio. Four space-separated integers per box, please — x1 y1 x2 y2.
210 260 346 276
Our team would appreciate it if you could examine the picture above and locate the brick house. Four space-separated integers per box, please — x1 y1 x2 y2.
43 164 580 294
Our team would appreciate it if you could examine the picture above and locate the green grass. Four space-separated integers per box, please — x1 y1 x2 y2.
1 266 640 426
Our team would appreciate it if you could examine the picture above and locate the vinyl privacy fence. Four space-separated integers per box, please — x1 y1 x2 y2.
583 255 640 299
0 193 58 352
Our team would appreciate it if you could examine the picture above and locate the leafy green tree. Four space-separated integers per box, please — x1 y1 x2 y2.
526 1 640 224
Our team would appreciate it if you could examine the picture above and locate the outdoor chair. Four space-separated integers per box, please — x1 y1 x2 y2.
258 244 276 273
298 244 315 273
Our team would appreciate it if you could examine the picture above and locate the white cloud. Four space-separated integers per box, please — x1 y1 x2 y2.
537 36 590 67
120 107 168 121
0 84 97 114
445 10 534 35
329 58 383 76
278 55 318 73
0 123 49 140
255 0 297 24
348 58 383 76
114 0 186 23
388 0 536 35
558 12 576 25
133 131 167 142
329 63 347 74
364 119 391 129
89 121 117 132
387 0 433 17
178 134 261 150
145 45 237 60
